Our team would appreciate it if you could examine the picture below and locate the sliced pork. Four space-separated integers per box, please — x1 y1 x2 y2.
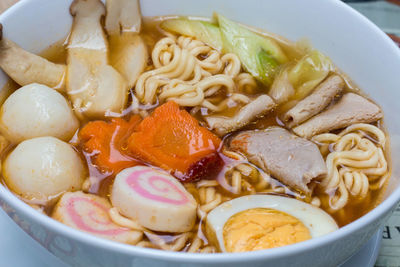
284 75 344 127
205 94 276 136
293 93 383 138
230 127 327 194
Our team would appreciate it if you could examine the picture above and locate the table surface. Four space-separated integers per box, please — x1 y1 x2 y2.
0 0 16 14
0 1 399 267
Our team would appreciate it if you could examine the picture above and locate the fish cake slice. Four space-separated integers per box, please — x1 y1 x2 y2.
111 166 197 233
53 191 142 244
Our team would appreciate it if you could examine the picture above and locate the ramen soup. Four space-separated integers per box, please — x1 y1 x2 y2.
0 0 390 253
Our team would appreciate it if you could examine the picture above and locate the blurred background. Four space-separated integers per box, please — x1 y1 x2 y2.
343 0 400 46
341 2 400 266
1 0 399 45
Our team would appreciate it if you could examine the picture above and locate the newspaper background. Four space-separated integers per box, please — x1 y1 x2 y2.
0 0 399 266
375 205 400 267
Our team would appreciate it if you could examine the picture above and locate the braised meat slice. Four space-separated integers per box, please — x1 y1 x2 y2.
293 93 383 138
205 94 276 136
230 127 327 194
284 75 344 127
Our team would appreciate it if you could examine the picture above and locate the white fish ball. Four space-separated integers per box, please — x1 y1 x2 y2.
3 136 86 202
0 83 79 143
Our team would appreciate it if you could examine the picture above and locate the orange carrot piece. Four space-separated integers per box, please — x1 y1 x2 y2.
79 116 141 175
127 101 222 182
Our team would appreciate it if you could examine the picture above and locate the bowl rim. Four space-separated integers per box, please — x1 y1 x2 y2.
1 0 400 263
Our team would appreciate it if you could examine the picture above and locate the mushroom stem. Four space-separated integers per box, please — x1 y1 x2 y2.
67 0 128 119
0 24 66 91
105 0 142 35
106 0 148 89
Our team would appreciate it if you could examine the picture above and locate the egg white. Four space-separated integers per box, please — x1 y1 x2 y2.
206 194 338 252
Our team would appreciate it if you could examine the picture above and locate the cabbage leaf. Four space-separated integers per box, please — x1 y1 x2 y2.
289 50 334 100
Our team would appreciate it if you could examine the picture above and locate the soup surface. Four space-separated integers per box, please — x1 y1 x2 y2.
0 0 390 253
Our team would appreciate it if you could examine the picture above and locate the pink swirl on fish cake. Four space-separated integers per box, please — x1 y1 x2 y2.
66 197 128 236
126 168 189 205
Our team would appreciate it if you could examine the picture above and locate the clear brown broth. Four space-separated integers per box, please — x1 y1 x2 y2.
0 16 390 246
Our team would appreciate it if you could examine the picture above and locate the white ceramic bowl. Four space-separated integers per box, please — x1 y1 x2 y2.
0 0 400 266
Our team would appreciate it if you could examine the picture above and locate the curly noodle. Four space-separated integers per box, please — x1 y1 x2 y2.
313 123 389 212
135 36 257 111
218 148 307 200
109 207 215 252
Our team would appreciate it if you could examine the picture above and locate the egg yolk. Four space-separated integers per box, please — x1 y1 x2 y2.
223 208 311 252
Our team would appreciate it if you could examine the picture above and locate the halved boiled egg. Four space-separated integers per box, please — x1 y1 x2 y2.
206 195 338 253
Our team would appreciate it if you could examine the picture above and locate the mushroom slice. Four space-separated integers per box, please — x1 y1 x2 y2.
205 94 276 136
105 0 142 34
0 24 66 90
109 33 148 89
67 0 128 119
106 0 147 89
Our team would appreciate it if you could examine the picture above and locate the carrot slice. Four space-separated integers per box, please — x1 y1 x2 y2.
79 116 141 175
127 101 222 182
